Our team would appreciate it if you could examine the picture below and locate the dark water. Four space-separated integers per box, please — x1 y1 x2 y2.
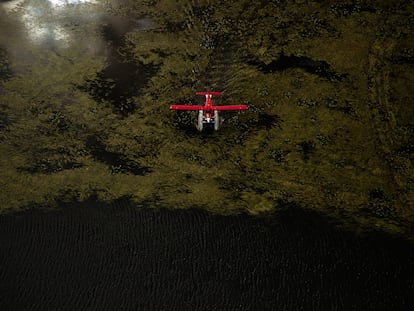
248 54 347 80
1 200 413 311
82 16 157 116
86 136 152 175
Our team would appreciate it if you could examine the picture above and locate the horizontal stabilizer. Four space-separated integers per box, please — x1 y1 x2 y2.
196 91 222 96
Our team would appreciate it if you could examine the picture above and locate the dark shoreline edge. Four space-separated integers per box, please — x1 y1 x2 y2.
4 195 414 245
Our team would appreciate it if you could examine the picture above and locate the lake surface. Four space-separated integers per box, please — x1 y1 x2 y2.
1 200 413 310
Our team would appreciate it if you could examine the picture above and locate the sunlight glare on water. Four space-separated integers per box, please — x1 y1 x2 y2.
22 5 70 44
1 0 99 47
47 0 97 7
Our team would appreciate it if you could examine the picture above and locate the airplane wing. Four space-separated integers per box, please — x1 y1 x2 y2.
170 105 206 110
213 105 248 111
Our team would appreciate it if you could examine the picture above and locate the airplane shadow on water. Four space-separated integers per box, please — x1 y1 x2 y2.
0 198 413 311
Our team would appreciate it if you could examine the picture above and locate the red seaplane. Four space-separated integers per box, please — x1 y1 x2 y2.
170 92 248 131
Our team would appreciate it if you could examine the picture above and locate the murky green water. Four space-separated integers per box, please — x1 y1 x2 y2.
1 0 413 240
